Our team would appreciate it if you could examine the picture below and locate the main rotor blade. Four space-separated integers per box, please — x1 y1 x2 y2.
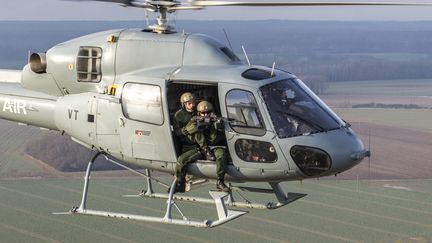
64 0 134 5
66 0 432 9
190 1 432 7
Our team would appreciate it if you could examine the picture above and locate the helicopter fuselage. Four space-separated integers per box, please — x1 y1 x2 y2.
0 28 368 182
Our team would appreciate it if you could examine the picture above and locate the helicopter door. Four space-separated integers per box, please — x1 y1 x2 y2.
119 82 177 162
96 94 122 154
220 86 289 172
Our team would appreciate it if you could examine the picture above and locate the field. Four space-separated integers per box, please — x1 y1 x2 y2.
322 79 432 108
334 108 432 132
0 177 431 243
320 79 432 180
0 120 53 178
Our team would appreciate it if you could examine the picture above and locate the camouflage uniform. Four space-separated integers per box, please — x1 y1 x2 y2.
173 98 229 193
201 120 227 178
206 117 230 191
195 101 229 191
173 108 197 148
174 117 228 185
173 107 201 181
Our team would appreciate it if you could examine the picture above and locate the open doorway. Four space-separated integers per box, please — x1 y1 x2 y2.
166 81 221 156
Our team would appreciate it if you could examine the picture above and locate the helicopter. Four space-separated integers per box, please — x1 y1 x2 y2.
0 0 429 228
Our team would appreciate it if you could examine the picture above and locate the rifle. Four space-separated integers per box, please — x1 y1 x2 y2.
191 113 224 131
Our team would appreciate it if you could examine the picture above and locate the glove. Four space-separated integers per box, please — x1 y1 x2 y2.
181 127 188 136
185 121 198 134
213 119 224 131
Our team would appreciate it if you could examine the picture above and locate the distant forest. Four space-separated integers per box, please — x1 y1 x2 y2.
2 20 432 93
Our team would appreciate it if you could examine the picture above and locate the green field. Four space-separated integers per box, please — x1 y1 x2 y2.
0 177 431 243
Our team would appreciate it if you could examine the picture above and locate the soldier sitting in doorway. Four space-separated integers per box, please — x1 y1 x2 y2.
173 92 197 147
173 97 229 193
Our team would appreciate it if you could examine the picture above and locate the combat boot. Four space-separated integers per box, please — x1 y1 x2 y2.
216 176 230 192
201 146 216 161
170 178 185 193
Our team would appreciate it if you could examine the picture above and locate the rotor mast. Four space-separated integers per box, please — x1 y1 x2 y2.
150 7 172 33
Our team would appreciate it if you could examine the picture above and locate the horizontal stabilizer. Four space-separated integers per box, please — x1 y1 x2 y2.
0 70 21 83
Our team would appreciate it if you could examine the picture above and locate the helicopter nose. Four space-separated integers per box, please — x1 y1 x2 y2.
281 127 368 178
351 150 371 162
329 128 370 175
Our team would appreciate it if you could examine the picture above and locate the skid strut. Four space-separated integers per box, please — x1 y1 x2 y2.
55 152 246 227
75 151 105 212
138 185 306 209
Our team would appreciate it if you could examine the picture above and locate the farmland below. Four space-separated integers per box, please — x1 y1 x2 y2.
0 178 431 243
323 79 432 109
320 78 432 180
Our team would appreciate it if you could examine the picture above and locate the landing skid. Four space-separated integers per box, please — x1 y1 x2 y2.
130 167 306 210
128 187 306 210
67 181 246 228
54 152 305 227
54 152 247 227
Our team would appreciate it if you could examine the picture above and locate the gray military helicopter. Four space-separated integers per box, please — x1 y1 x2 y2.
0 0 429 228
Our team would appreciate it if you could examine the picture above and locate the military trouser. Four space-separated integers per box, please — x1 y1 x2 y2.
213 147 227 178
175 147 202 180
175 146 228 180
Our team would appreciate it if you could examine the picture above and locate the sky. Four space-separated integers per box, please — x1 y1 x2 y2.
2 0 432 21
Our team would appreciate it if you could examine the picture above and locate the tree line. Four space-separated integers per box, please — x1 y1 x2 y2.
274 56 432 94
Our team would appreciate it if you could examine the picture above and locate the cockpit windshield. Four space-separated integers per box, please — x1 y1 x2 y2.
260 79 343 138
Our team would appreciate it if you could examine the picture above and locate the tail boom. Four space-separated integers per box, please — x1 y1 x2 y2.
0 82 58 130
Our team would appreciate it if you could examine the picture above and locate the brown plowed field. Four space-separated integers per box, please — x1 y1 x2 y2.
334 122 432 180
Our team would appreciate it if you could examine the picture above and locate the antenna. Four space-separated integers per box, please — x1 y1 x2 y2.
368 126 371 180
223 29 234 52
271 62 276 76
242 45 251 66
144 9 150 27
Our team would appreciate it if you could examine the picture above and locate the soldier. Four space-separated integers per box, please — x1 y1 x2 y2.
174 99 229 193
173 92 198 146
173 92 199 193
173 92 215 160
195 101 230 192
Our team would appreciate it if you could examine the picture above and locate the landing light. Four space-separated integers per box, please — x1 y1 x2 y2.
290 146 332 177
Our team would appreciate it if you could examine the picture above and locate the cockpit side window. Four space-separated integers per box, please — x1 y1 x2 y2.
77 46 102 82
226 89 265 136
121 83 164 125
